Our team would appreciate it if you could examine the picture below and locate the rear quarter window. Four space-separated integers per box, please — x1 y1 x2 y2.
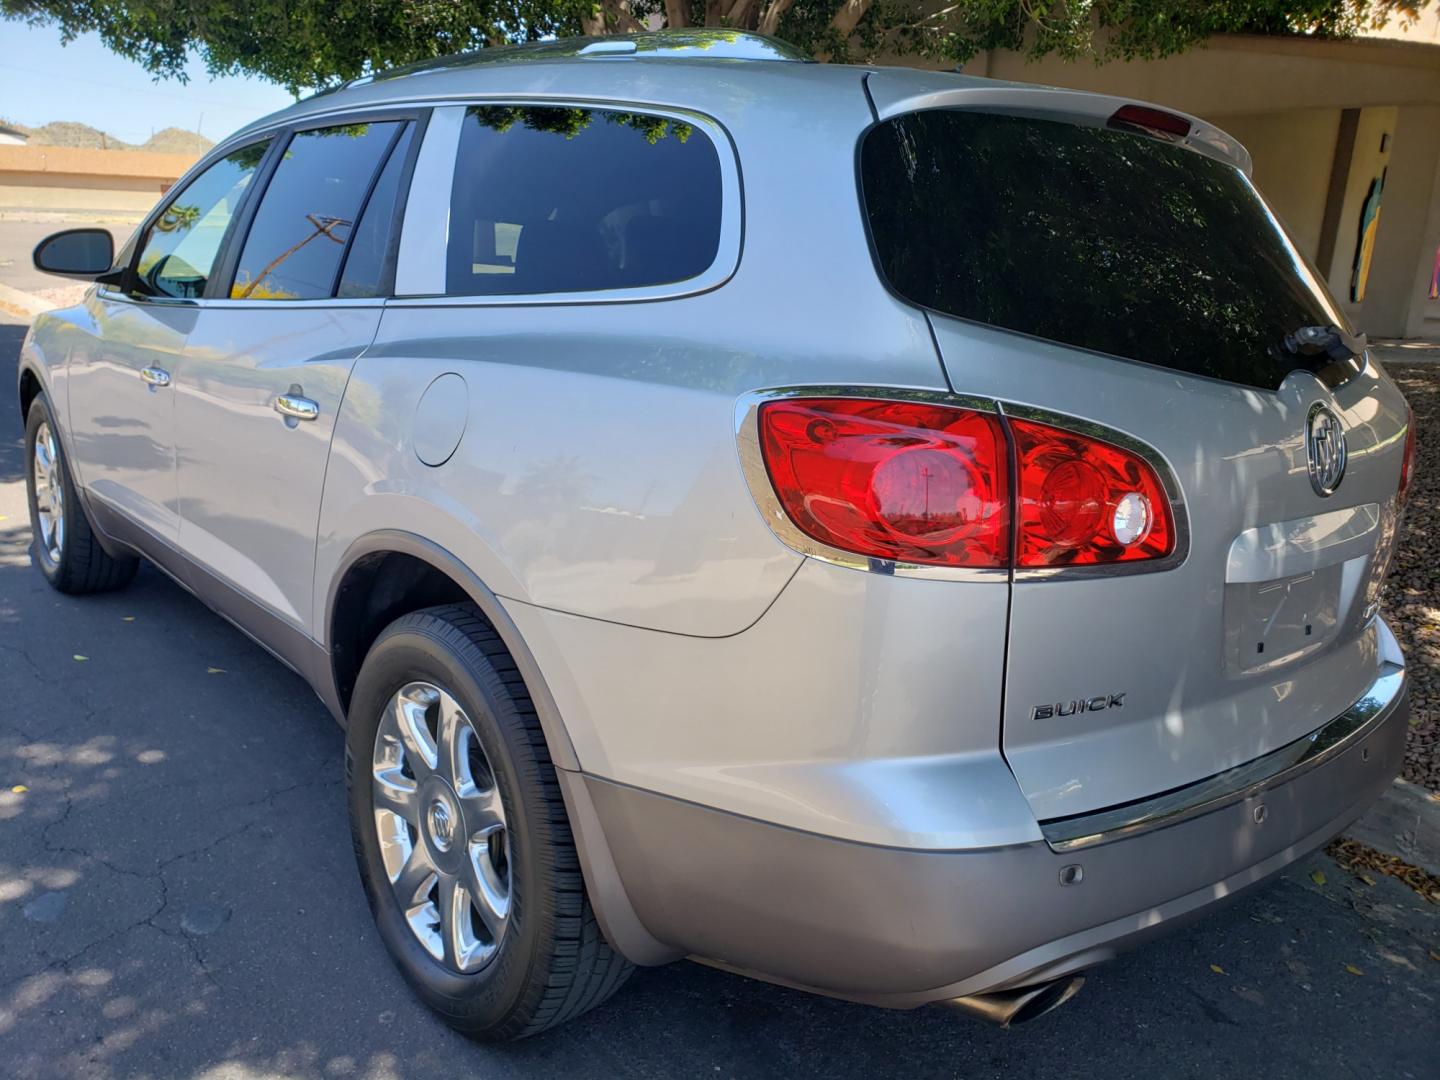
446 105 723 296
859 110 1353 391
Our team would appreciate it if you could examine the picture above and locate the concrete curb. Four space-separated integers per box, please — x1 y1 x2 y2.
0 281 53 322
1344 778 1440 878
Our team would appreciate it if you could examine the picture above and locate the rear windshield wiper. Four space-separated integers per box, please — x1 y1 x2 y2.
1272 324 1368 390
1279 324 1367 363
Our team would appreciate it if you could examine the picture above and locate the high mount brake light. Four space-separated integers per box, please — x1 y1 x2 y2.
756 398 1176 570
1108 104 1192 141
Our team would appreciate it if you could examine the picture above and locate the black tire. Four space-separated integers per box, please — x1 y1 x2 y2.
24 394 138 595
345 603 632 1040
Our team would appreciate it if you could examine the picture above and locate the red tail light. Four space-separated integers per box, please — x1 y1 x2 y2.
1399 403 1417 505
758 399 1009 567
1010 418 1173 566
756 398 1175 570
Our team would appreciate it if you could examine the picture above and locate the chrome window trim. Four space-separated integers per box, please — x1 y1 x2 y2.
734 386 1010 584
1039 655 1406 852
734 387 1190 584
390 98 741 306
91 290 386 311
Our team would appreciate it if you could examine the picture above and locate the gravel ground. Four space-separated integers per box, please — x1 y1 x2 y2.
1385 362 1439 793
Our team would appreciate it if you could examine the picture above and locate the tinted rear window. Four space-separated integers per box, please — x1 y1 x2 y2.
446 105 722 296
860 110 1353 390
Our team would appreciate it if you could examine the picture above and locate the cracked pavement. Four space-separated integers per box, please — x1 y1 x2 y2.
1 310 1437 1079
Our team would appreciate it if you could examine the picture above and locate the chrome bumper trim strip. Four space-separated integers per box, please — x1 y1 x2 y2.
1039 662 1406 853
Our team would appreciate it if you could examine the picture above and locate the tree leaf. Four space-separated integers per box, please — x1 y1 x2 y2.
1309 869 1326 886
122 616 136 622
207 667 226 674
10 785 27 794
1359 874 1377 886
1344 964 1363 976
1210 964 1225 974
72 654 88 662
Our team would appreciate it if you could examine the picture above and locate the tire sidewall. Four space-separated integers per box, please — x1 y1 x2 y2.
24 394 67 585
345 618 547 1027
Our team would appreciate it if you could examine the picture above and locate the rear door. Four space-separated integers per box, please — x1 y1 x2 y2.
860 78 1412 821
171 115 418 630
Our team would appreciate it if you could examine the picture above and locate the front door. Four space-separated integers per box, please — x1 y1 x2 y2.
67 141 272 543
172 118 415 632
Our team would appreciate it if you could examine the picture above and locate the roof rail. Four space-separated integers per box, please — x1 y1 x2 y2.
339 30 810 91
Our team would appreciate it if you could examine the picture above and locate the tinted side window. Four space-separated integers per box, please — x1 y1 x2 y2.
337 123 416 299
131 141 270 299
446 106 722 296
860 110 1349 391
231 121 402 300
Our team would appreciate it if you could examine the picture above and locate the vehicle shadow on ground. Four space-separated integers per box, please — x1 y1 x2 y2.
1 521 1437 1080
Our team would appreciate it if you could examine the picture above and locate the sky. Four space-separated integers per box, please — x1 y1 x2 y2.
0 22 299 145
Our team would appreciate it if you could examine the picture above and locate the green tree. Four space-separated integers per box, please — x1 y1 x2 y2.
0 0 1423 91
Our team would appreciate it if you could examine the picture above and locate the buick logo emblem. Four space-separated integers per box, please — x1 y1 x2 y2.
1306 403 1347 496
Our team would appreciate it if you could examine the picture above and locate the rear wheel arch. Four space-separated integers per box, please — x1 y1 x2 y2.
325 529 678 966
18 364 44 427
324 534 567 748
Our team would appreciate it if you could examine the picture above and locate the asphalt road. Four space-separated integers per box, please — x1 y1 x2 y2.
0 307 1437 1080
0 222 133 296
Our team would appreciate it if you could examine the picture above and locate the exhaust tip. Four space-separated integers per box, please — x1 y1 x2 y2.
944 974 1085 1028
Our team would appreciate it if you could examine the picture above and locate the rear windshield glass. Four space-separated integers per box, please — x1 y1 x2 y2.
860 110 1353 390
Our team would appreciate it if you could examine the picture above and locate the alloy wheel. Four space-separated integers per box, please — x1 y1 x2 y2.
372 681 512 973
31 421 65 567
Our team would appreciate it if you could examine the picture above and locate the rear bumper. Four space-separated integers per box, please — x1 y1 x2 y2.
586 664 1408 1006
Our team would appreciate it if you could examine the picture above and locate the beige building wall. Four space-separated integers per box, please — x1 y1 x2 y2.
0 144 195 216
1207 109 1340 257
1326 107 1398 324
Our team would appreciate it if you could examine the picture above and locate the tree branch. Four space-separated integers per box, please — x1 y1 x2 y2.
758 0 796 36
725 0 758 28
830 0 873 36
582 0 646 35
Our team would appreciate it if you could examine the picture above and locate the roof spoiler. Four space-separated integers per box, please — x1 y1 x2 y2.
864 73 1252 176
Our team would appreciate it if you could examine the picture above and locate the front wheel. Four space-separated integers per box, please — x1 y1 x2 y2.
345 604 631 1040
24 394 137 594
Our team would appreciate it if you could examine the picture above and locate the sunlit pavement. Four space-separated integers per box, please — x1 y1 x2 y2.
1 309 1436 1080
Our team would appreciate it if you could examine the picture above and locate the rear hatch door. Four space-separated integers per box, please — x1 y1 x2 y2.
861 74 1412 821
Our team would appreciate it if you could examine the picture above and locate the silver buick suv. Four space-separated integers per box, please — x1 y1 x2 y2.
19 31 1415 1039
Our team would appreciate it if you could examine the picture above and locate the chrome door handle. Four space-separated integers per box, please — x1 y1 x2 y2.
140 366 171 388
273 393 320 422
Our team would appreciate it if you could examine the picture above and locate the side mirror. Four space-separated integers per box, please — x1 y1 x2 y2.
33 228 115 280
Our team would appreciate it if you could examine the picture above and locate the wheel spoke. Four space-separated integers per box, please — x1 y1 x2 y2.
437 874 466 970
379 688 437 780
459 785 504 833
393 842 437 905
373 768 419 825
436 695 467 786
466 831 511 940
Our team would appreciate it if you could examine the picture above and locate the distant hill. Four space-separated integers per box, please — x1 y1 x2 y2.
141 127 214 154
0 118 213 154
25 121 126 149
